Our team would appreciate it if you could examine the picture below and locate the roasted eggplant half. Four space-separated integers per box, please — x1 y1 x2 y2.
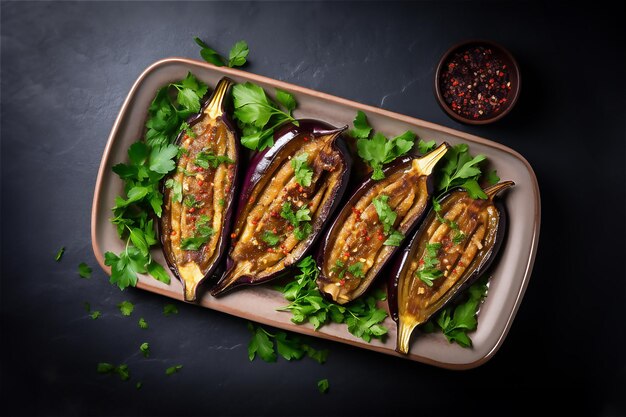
391 181 514 354
211 120 351 296
317 143 449 304
160 78 239 302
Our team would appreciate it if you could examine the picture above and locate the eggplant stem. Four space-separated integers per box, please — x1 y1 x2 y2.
396 320 418 354
205 77 234 119
414 142 449 176
484 180 515 200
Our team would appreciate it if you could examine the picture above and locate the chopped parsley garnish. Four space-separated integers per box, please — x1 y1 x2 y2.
97 363 130 381
180 215 215 251
281 202 312 240
291 153 313 187
138 318 148 329
163 304 179 316
165 365 183 376
194 151 234 169
165 179 183 203
139 342 150 358
261 231 281 247
416 243 443 287
372 195 404 246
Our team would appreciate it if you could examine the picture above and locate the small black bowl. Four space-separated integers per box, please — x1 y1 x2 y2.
435 40 521 125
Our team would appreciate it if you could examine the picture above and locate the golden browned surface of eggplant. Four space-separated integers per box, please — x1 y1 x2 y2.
162 117 236 300
395 181 513 353
228 133 344 283
321 160 429 302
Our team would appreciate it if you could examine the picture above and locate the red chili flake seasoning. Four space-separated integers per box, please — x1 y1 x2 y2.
441 46 511 120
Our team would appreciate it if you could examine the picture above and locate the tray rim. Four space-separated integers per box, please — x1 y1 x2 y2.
91 57 541 370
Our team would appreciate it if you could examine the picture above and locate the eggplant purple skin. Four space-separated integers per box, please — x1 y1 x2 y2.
158 92 241 299
387 188 509 323
315 155 436 302
211 119 352 294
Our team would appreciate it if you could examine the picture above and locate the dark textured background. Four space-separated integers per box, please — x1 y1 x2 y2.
1 2 624 416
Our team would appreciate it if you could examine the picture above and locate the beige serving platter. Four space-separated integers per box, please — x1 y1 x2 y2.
92 58 540 370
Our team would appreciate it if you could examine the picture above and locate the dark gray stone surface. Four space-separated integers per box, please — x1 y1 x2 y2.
1 2 624 416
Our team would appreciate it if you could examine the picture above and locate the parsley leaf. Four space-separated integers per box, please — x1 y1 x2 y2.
165 179 182 203
372 195 404 245
228 40 249 67
416 242 443 286
138 318 148 329
118 300 134 317
436 143 488 199
247 323 276 362
294 222 312 241
146 260 170 285
281 203 312 240
232 82 298 151
417 139 436 154
90 311 101 320
347 262 365 278
425 277 488 347
275 89 296 116
276 257 388 342
194 151 234 169
317 378 329 394
195 37 249 68
163 304 178 316
97 363 130 381
247 323 329 363
291 152 313 187
485 169 500 185
165 365 183 376
261 231 281 247
139 342 150 357
55 246 65 262
350 110 372 139
353 111 416 180
78 262 92 279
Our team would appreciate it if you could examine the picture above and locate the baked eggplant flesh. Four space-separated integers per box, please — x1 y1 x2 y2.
211 120 351 296
161 78 239 302
392 181 514 354
317 143 449 304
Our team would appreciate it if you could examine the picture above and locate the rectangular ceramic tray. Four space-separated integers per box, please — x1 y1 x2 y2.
92 58 540 370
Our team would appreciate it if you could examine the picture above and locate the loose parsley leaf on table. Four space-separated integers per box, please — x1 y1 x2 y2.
163 304 179 316
232 82 298 151
165 365 183 376
78 262 92 279
55 247 65 262
138 318 148 329
139 342 150 358
276 256 388 342
194 37 249 68
351 111 416 180
317 378 330 394
90 311 101 320
118 301 134 317
247 323 328 364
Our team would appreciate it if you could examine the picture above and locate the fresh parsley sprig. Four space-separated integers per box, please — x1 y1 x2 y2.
232 82 298 151
194 37 249 68
276 256 388 343
422 277 488 347
418 140 499 200
106 72 208 290
351 111 416 180
247 323 329 364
